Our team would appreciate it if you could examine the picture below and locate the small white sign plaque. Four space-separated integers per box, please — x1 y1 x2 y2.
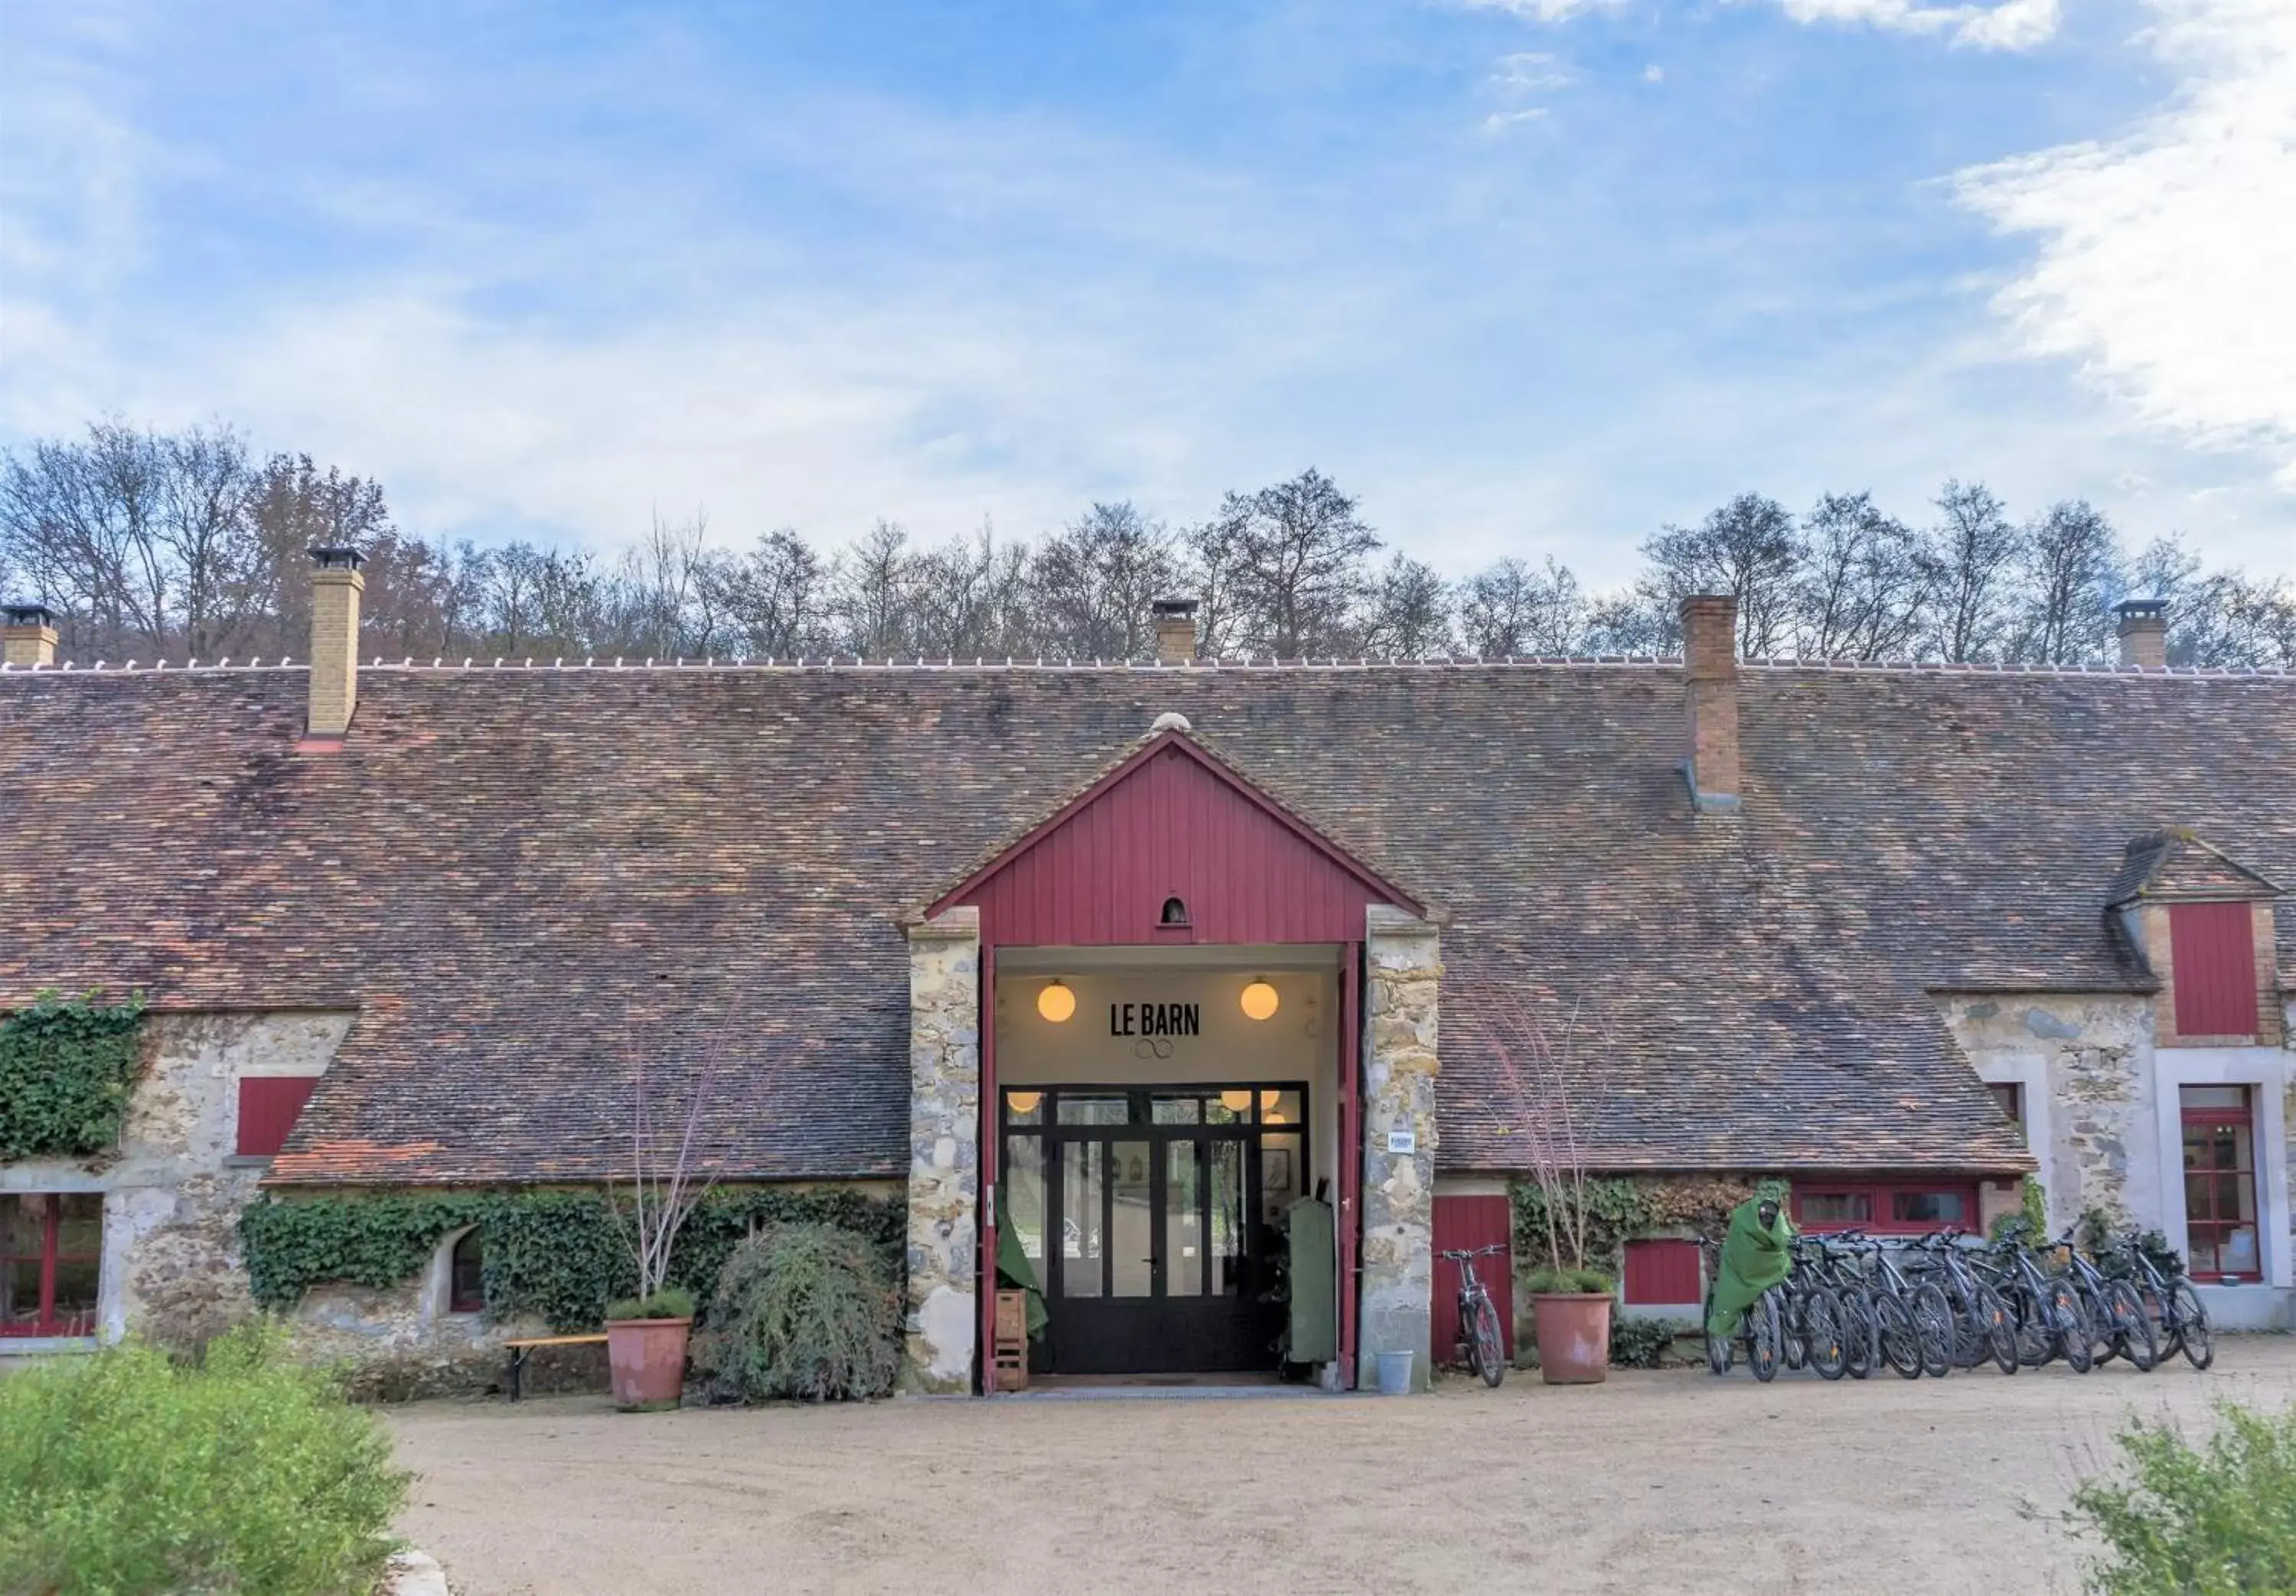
1387 1129 1417 1156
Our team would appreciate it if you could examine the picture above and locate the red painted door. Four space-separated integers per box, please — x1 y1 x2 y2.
1430 1194 1513 1368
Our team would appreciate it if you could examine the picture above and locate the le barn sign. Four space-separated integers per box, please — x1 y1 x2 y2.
1110 1002 1202 1037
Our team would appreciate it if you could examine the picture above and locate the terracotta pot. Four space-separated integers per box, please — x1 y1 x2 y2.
1531 1293 1613 1385
605 1317 691 1411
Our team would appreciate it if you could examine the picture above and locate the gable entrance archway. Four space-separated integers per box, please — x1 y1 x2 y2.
901 727 1441 1393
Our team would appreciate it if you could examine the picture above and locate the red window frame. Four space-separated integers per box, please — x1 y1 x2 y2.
2168 901 2260 1038
448 1230 485 1314
2182 1087 2262 1284
2 1194 103 1337
236 1076 319 1158
1792 1181 1979 1235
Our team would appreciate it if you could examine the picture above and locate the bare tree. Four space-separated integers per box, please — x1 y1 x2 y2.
1032 500 1182 660
829 520 916 659
1363 552 1455 657
1456 555 1586 657
2014 499 2122 665
909 519 1037 659
1926 480 2024 663
1792 492 1935 660
1192 469 1379 657
1642 493 1805 656
717 529 828 658
1480 989 1603 1285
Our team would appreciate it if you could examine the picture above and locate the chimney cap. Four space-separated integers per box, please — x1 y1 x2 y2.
308 546 367 570
1151 597 1199 620
2 601 57 627
2115 598 2168 622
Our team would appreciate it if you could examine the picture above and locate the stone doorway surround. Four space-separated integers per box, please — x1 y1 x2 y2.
901 901 1442 1394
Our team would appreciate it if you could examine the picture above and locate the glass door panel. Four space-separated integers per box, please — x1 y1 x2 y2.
1165 1140 1204 1297
1261 1132 1303 1225
1110 1141 1153 1298
1210 1138 1247 1297
1005 1133 1046 1274
1060 1140 1104 1297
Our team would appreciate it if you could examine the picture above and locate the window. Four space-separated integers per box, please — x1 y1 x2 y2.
2 1194 102 1337
1987 1083 2024 1131
448 1230 485 1314
1792 1182 1978 1234
2182 1086 2262 1282
236 1076 319 1158
2168 902 2260 1038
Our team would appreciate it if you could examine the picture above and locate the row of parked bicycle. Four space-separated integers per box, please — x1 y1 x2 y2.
1701 1219 2214 1381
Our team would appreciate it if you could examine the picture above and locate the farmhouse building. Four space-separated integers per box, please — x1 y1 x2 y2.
2 561 2291 1391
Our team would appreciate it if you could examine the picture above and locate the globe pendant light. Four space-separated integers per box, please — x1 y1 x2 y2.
1037 979 1077 1023
1240 979 1279 1021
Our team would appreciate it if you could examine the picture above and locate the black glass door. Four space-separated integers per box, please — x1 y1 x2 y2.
1000 1086 1307 1375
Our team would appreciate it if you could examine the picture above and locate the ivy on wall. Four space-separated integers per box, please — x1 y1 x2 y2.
0 991 147 1161
240 1186 904 1334
1508 1174 1776 1278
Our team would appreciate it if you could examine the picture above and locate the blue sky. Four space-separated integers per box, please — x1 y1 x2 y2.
3 0 2289 584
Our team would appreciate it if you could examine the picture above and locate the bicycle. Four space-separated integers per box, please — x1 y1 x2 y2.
1442 1243 1508 1387
1975 1220 2093 1372
1827 1233 1928 1380
1779 1238 1850 1381
1854 1231 1955 1378
1699 1238 1785 1383
2102 1230 2213 1370
1906 1231 2018 1375
2050 1228 2157 1372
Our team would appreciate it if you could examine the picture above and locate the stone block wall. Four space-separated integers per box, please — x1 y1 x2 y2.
903 908 982 1392
1361 906 1440 1390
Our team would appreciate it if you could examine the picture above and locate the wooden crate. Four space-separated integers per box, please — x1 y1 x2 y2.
993 1290 1029 1391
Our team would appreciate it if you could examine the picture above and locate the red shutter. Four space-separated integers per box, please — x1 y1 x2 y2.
1430 1195 1513 1368
236 1076 318 1158
1624 1239 1704 1305
2170 902 2259 1037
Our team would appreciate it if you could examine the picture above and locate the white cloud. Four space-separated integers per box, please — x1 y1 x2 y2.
1953 0 2296 484
1456 0 1624 21
1482 108 1553 133
1492 51 1574 92
1643 64 1665 83
1770 0 2062 50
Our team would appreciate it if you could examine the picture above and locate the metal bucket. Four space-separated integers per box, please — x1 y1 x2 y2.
1374 1350 1414 1396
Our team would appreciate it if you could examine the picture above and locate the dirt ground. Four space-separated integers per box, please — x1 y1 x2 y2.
384 1336 2296 1596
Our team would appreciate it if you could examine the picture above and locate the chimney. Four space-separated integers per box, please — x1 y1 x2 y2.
1152 598 1199 667
1680 594 1740 809
2 603 58 667
2116 598 2168 669
306 547 365 738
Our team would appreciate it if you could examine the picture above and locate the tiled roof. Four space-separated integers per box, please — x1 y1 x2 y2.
2104 828 2285 907
5 658 2291 1181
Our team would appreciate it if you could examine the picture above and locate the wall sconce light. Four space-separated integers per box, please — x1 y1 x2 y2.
1037 980 1076 1023
1241 979 1279 1021
1007 1090 1043 1115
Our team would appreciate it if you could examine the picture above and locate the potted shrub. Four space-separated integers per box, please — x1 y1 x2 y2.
602 1037 726 1412
1489 992 1616 1385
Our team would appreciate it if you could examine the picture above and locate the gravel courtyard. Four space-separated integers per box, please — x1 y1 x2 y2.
385 1337 2296 1595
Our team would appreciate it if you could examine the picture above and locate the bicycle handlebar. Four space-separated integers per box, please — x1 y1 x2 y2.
1438 1244 1508 1260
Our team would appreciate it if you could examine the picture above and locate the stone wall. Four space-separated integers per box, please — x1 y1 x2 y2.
903 908 982 1392
2 1011 351 1350
1939 995 2154 1232
1360 906 1440 1390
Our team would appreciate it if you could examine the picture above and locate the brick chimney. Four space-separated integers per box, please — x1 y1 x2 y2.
1152 598 1199 666
306 547 365 738
2 603 59 667
1681 594 1740 809
2116 598 2168 669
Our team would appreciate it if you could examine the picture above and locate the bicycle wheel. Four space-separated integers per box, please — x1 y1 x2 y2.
1971 1282 2018 1375
2007 1281 2056 1367
2170 1280 2213 1370
1839 1290 1876 1380
1781 1291 1808 1372
1469 1295 1506 1388
1872 1291 1923 1379
1703 1284 1733 1376
1749 1288 1782 1383
1910 1282 1954 1379
2104 1279 2157 1373
2049 1281 2094 1373
1805 1288 1848 1382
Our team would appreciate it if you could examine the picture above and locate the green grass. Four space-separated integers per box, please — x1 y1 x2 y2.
0 1327 409 1596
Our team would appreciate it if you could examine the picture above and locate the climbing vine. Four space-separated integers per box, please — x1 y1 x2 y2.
239 1186 903 1334
0 990 147 1161
1508 1174 1775 1277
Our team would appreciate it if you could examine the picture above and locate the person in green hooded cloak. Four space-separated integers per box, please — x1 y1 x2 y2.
1707 1182 1795 1337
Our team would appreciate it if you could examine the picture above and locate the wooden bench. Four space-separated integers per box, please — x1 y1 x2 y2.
502 1334 607 1401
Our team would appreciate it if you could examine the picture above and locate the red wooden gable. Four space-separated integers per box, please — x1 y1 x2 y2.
2170 901 2260 1037
933 731 1417 947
